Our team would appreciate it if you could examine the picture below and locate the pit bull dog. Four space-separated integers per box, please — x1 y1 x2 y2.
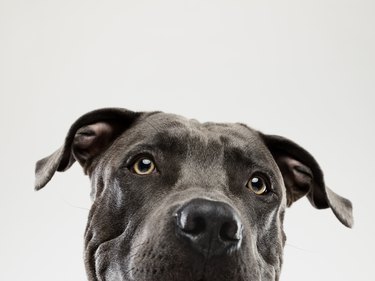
35 108 353 281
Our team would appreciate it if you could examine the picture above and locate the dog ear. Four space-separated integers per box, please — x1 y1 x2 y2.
34 108 142 191
260 133 353 228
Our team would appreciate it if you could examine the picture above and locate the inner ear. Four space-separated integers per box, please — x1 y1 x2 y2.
72 121 121 174
275 155 314 207
260 132 353 227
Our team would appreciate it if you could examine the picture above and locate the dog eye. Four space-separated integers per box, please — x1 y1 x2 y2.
247 175 269 195
132 158 156 175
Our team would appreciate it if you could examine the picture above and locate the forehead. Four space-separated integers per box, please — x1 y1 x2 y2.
131 112 271 161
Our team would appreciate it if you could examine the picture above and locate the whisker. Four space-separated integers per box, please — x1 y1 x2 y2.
130 240 149 251
61 198 90 211
285 243 315 253
122 240 150 277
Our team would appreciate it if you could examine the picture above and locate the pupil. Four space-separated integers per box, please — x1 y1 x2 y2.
140 159 151 171
252 177 262 190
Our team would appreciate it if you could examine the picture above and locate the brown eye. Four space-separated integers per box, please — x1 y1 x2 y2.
247 175 268 195
133 158 156 175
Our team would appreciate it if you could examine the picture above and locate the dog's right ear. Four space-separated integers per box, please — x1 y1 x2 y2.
34 108 142 191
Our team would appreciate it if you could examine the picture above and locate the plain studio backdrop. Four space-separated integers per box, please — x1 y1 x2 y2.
1 0 374 280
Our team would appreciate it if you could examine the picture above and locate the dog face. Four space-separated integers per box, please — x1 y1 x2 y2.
35 108 353 281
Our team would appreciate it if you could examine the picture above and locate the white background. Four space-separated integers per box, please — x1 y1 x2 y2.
1 0 374 280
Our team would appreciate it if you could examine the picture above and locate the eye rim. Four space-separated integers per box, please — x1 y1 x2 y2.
246 174 270 195
131 156 157 175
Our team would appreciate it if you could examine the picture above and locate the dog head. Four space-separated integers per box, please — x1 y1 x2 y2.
35 108 353 281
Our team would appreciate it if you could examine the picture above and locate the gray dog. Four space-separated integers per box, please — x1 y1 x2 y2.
35 108 353 281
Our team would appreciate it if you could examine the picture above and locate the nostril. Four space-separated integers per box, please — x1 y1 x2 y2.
219 221 241 241
175 198 243 257
177 211 206 235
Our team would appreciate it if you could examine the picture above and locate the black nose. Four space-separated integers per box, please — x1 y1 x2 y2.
175 198 243 257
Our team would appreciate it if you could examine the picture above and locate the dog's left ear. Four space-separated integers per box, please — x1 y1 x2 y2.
260 133 353 228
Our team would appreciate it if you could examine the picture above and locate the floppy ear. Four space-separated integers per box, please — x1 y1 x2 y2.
260 133 353 228
34 108 142 191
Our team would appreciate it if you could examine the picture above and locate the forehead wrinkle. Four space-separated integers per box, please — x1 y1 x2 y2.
182 134 229 189
209 124 270 161
136 114 273 188
138 114 268 166
143 118 229 189
144 113 210 146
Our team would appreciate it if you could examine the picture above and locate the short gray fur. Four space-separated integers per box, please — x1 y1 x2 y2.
35 108 353 281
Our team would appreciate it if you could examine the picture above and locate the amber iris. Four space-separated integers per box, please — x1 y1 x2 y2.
133 158 156 175
247 176 268 195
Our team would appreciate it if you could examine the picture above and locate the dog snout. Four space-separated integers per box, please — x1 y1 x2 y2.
175 198 243 257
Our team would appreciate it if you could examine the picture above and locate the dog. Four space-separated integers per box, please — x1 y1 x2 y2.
35 108 353 281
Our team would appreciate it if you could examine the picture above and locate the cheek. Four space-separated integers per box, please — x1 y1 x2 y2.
238 198 285 252
255 208 285 265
